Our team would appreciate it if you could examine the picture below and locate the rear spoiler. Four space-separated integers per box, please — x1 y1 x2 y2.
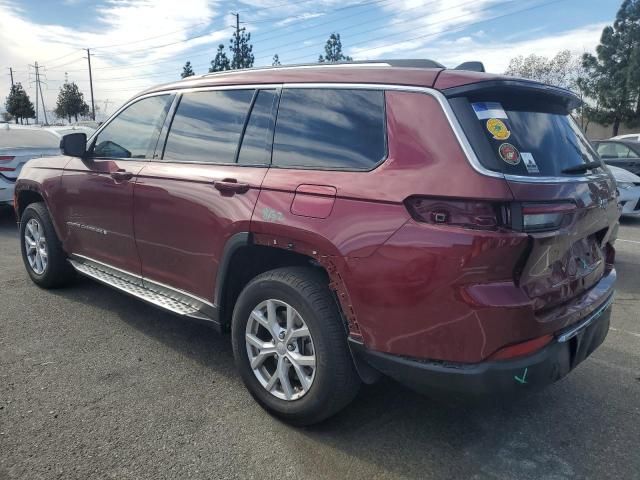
454 61 485 73
442 79 582 111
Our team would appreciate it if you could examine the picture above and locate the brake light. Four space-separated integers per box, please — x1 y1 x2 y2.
488 334 553 360
405 198 502 230
517 202 576 232
0 156 15 172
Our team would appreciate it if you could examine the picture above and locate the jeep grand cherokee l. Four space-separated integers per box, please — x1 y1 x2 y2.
14 61 618 425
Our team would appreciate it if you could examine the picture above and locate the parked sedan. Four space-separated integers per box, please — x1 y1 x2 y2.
0 125 94 206
609 165 640 217
593 139 640 175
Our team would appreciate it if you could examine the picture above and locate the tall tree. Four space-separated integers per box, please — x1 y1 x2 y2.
230 27 254 69
5 83 34 125
181 61 195 78
54 82 89 123
580 0 640 136
504 50 591 129
272 54 281 66
209 44 231 72
318 33 353 63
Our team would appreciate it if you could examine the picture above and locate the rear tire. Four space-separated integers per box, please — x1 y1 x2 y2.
20 202 75 288
231 267 360 425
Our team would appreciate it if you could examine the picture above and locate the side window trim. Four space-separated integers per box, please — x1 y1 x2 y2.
235 86 281 166
153 93 182 161
233 90 260 164
87 92 174 161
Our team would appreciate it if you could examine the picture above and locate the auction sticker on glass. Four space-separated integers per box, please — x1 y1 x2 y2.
472 102 508 120
521 152 540 173
499 143 520 165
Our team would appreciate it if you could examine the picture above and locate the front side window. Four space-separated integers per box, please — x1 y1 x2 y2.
93 95 172 159
272 89 386 170
163 89 254 163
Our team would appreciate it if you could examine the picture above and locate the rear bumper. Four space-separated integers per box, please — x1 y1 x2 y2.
351 294 613 396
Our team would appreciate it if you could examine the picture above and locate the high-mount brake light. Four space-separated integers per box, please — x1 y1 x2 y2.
405 197 502 230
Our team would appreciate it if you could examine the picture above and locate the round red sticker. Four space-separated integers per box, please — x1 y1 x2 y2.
499 143 520 165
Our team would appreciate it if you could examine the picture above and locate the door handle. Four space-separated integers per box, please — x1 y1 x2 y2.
110 169 133 181
214 178 250 194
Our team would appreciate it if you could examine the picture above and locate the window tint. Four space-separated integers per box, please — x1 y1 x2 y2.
163 89 254 163
238 90 278 165
93 95 171 159
597 142 632 159
272 89 386 170
451 95 602 177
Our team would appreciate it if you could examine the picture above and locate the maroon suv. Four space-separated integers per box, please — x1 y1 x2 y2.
15 61 618 425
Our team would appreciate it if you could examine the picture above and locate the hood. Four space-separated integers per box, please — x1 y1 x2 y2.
607 165 640 183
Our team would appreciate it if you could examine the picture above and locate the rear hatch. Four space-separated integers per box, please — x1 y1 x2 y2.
0 128 61 181
445 80 618 311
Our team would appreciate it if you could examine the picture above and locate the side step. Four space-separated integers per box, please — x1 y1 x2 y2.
69 257 219 325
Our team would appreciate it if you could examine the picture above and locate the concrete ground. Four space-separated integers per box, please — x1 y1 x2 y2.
0 206 638 480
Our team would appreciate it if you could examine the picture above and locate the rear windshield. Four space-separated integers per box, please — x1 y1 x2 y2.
449 95 601 177
0 129 59 149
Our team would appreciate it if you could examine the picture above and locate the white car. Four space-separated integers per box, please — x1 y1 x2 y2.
0 125 94 206
609 165 640 217
610 133 640 142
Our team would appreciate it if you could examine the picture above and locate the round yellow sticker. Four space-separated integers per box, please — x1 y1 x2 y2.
486 118 510 140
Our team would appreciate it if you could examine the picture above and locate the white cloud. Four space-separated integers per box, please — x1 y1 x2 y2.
0 0 222 118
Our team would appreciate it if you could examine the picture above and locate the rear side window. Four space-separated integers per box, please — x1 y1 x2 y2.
596 142 632 159
163 89 254 163
272 89 386 170
238 89 278 165
450 95 601 177
93 95 172 159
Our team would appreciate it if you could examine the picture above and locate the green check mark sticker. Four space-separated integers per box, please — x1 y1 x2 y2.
514 368 528 385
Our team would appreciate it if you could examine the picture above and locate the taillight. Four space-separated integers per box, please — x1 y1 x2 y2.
513 202 576 232
405 197 502 230
0 156 15 172
405 198 576 233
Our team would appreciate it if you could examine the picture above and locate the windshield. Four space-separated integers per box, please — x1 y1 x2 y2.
0 129 60 149
450 96 601 177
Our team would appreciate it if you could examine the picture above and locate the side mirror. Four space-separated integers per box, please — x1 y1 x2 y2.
60 133 87 158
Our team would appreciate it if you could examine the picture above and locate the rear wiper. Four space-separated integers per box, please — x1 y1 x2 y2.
562 161 603 174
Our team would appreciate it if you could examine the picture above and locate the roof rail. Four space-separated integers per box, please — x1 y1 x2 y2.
199 59 446 78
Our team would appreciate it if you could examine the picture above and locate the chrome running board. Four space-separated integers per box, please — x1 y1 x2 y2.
68 255 220 326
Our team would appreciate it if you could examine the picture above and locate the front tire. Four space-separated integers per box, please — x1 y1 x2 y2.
20 202 75 288
231 267 360 425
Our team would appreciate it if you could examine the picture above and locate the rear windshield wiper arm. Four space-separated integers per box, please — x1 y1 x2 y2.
562 161 603 174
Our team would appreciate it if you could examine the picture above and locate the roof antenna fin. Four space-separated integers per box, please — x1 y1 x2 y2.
454 61 485 72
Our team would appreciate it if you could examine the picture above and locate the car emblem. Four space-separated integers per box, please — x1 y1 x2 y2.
598 198 608 209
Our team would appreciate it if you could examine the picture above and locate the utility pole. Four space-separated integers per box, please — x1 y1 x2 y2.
35 62 39 124
103 98 112 117
8 67 14 87
86 48 96 121
38 72 48 125
232 12 240 69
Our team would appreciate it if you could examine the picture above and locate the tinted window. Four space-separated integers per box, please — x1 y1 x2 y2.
272 89 386 170
451 96 601 177
163 89 254 163
238 90 278 165
93 95 171 159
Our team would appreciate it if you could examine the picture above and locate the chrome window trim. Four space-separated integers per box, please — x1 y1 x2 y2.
94 82 607 184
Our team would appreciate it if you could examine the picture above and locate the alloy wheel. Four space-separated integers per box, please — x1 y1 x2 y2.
245 299 316 401
24 218 48 275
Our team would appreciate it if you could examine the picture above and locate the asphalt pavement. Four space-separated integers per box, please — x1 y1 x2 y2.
1 206 639 480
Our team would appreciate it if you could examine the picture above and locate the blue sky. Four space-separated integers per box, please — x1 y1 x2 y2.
0 0 622 119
